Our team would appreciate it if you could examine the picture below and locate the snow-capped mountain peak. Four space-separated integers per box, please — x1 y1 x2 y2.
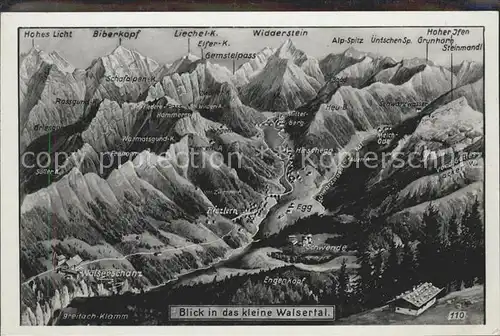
240 54 321 111
453 60 483 86
233 47 275 86
111 45 131 56
185 53 200 61
47 51 75 73
22 47 75 74
274 38 307 65
343 46 366 60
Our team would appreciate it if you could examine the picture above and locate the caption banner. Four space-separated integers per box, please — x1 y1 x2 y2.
170 305 336 320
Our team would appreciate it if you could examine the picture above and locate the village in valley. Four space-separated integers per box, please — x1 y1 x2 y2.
27 252 132 298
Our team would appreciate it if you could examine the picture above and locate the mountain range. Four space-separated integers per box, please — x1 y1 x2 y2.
19 39 484 325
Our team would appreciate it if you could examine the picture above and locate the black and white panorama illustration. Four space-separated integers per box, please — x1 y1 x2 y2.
19 27 485 326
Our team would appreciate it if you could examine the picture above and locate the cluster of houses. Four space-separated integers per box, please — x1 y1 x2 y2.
56 254 83 269
277 201 295 219
287 165 313 185
54 253 83 278
287 234 313 247
268 194 282 201
99 277 126 294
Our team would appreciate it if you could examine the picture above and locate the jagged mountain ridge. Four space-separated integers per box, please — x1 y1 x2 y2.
84 45 159 103
233 47 275 87
274 39 309 65
146 59 235 105
371 58 436 85
20 43 485 241
146 60 265 137
19 41 484 326
20 48 87 151
273 39 325 84
21 95 279 197
20 87 282 215
21 43 482 153
20 53 270 196
259 71 483 238
20 84 284 323
240 56 321 112
153 53 200 80
301 63 456 151
239 40 324 112
453 60 484 87
195 81 265 137
300 57 325 85
318 96 484 247
20 46 160 150
21 130 273 265
319 47 386 82
20 133 275 324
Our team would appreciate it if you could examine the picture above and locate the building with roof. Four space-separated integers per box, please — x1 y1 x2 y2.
56 254 67 266
302 234 313 246
390 282 443 316
65 255 83 269
287 235 298 245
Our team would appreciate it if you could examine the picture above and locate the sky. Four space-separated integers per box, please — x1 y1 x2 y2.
19 27 484 70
